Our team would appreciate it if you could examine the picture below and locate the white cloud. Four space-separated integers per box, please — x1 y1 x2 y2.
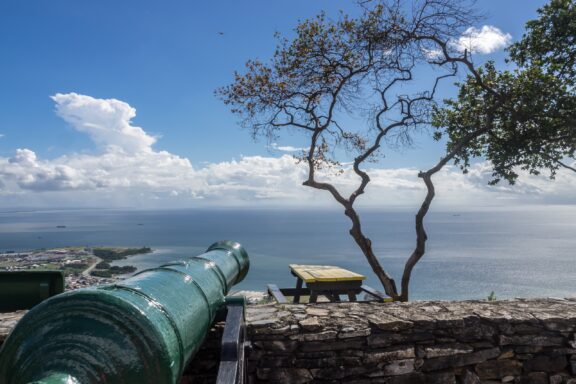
423 25 512 59
270 143 306 152
453 25 512 54
0 93 574 209
0 134 4 139
51 93 157 153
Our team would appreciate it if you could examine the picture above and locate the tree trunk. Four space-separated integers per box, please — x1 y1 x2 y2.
344 206 400 300
399 171 434 301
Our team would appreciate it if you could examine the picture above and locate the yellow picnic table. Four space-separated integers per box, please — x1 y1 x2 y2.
288 264 366 303
266 264 390 304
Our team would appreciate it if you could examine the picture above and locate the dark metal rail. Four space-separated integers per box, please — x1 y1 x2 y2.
216 296 247 384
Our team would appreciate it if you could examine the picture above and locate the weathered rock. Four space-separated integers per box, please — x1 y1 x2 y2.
305 307 329 317
252 340 298 353
294 356 362 368
451 322 496 342
363 346 415 364
512 323 544 334
499 334 565 347
310 365 373 380
461 369 481 384
514 346 544 354
296 330 338 342
544 321 574 332
257 368 313 383
516 372 549 384
524 355 567 372
252 323 295 336
498 350 515 359
300 338 365 352
422 343 473 358
422 348 500 371
249 318 279 327
367 313 413 331
471 341 494 349
338 326 371 339
367 333 407 348
378 358 415 376
246 305 277 315
259 355 295 368
295 350 337 359
0 310 26 343
474 359 522 379
550 374 570 384
298 316 322 331
383 372 455 384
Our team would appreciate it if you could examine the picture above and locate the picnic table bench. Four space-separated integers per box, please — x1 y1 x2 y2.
267 264 390 304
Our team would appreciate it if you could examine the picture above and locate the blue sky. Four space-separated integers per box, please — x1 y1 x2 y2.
1 0 574 209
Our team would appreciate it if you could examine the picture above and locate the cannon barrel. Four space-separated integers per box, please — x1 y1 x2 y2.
0 240 249 384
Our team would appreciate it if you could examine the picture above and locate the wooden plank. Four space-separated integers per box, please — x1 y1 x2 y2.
347 291 357 302
267 284 288 304
360 285 393 302
307 281 363 291
328 293 341 302
293 277 303 304
278 287 310 296
309 291 318 303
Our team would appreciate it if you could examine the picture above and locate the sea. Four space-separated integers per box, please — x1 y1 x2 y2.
0 206 575 301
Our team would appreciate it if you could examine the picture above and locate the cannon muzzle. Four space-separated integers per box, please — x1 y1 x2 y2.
0 240 249 384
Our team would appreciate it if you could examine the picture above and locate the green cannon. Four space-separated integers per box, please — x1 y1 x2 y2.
0 240 249 384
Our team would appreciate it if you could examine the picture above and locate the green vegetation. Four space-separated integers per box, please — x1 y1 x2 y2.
95 261 111 269
109 265 137 274
66 263 89 270
0 246 149 278
90 270 112 278
434 0 575 183
92 247 152 261
90 265 136 278
42 263 89 276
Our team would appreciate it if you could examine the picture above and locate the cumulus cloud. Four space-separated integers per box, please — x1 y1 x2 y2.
454 26 512 54
3 149 90 191
0 93 574 209
424 25 511 58
51 93 157 153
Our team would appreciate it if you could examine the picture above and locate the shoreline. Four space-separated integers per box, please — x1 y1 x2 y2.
0 246 153 289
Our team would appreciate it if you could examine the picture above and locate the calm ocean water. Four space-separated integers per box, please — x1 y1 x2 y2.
0 207 574 300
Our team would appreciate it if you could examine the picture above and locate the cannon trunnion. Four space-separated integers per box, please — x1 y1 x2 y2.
0 241 249 384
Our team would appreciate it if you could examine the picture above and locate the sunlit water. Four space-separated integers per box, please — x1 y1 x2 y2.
0 206 574 300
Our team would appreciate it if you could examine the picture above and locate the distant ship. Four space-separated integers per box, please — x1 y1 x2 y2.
56 225 66 228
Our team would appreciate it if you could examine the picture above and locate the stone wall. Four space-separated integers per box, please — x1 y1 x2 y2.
2 299 576 383
0 311 25 346
246 299 576 383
